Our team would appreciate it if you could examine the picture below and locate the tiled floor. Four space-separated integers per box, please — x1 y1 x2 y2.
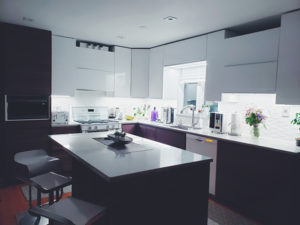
208 200 260 225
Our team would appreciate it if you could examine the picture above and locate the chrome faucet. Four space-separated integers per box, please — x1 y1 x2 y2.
180 105 197 129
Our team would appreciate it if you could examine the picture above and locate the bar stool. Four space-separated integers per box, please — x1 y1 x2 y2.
27 197 106 225
14 149 72 225
29 172 72 206
14 149 61 208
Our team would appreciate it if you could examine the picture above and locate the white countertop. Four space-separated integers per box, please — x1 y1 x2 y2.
122 120 300 154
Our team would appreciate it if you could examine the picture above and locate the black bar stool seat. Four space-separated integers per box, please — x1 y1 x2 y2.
14 149 61 179
28 197 106 225
29 172 72 206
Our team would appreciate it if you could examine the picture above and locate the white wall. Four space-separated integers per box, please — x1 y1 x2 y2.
219 93 300 141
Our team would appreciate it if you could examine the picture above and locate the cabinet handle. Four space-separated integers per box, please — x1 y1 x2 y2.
195 139 204 142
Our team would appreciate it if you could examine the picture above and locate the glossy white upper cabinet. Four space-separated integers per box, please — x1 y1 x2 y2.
52 35 76 95
276 10 300 105
114 47 132 97
164 35 207 66
221 62 278 93
73 68 114 94
131 49 150 98
149 46 164 99
73 45 115 94
75 47 114 72
205 31 226 101
223 28 280 66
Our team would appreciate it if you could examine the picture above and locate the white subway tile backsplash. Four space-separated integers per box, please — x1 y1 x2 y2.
219 93 300 141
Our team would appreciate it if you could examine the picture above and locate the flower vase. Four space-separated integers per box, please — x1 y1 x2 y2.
252 124 260 138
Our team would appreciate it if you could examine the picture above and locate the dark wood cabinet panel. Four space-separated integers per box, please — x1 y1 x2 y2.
3 121 51 179
156 127 186 149
0 23 52 184
50 125 81 176
122 123 186 150
51 125 81 134
0 22 51 95
122 124 137 134
139 124 157 141
216 141 299 225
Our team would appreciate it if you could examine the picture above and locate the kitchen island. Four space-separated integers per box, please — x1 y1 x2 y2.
50 132 212 225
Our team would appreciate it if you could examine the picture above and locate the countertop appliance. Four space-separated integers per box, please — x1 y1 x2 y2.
186 134 218 195
52 111 69 125
162 107 174 124
229 113 242 136
5 95 50 121
209 112 227 133
72 106 120 133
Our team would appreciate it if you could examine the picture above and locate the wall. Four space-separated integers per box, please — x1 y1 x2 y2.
219 93 300 141
52 91 177 121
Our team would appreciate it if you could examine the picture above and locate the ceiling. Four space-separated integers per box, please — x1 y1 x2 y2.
0 0 300 48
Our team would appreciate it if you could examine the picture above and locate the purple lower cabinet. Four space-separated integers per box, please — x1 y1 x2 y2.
139 125 156 141
122 124 186 150
216 141 300 225
122 124 137 135
156 127 186 150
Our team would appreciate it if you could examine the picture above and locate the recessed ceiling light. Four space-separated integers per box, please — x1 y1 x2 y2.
163 16 178 21
116 35 125 39
22 17 34 22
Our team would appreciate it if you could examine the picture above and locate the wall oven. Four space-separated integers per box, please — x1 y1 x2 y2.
5 95 50 121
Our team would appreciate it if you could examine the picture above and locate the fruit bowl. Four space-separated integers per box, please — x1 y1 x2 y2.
107 131 133 145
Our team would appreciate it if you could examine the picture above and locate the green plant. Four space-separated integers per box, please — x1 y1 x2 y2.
133 107 145 117
291 113 300 131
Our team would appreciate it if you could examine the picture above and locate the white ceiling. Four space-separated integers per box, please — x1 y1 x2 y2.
0 0 300 48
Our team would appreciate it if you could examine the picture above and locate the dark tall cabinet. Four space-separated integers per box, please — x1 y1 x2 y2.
0 22 52 184
216 141 300 225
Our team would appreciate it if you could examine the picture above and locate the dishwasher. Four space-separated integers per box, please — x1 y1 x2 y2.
186 134 218 195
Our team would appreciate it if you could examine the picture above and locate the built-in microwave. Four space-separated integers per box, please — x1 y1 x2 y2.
5 95 50 121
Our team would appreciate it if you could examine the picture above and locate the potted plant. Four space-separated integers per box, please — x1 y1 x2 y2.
291 113 300 146
245 108 266 138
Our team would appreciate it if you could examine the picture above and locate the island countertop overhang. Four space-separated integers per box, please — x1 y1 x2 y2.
49 132 212 182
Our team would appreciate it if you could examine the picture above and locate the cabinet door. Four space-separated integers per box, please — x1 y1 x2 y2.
122 124 137 134
216 141 296 225
52 36 76 95
139 124 157 141
4 121 51 179
164 35 207 66
221 61 277 93
223 28 279 66
131 49 150 98
205 31 226 101
73 69 114 94
114 47 131 97
276 10 300 104
75 47 114 72
156 128 186 149
149 46 164 99
1 23 51 95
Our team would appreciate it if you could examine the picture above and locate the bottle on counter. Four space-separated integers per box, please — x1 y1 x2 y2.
151 107 158 122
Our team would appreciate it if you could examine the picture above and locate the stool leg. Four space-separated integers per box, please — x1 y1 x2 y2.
29 184 32 208
60 187 64 199
37 189 41 207
55 189 60 202
49 191 54 205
